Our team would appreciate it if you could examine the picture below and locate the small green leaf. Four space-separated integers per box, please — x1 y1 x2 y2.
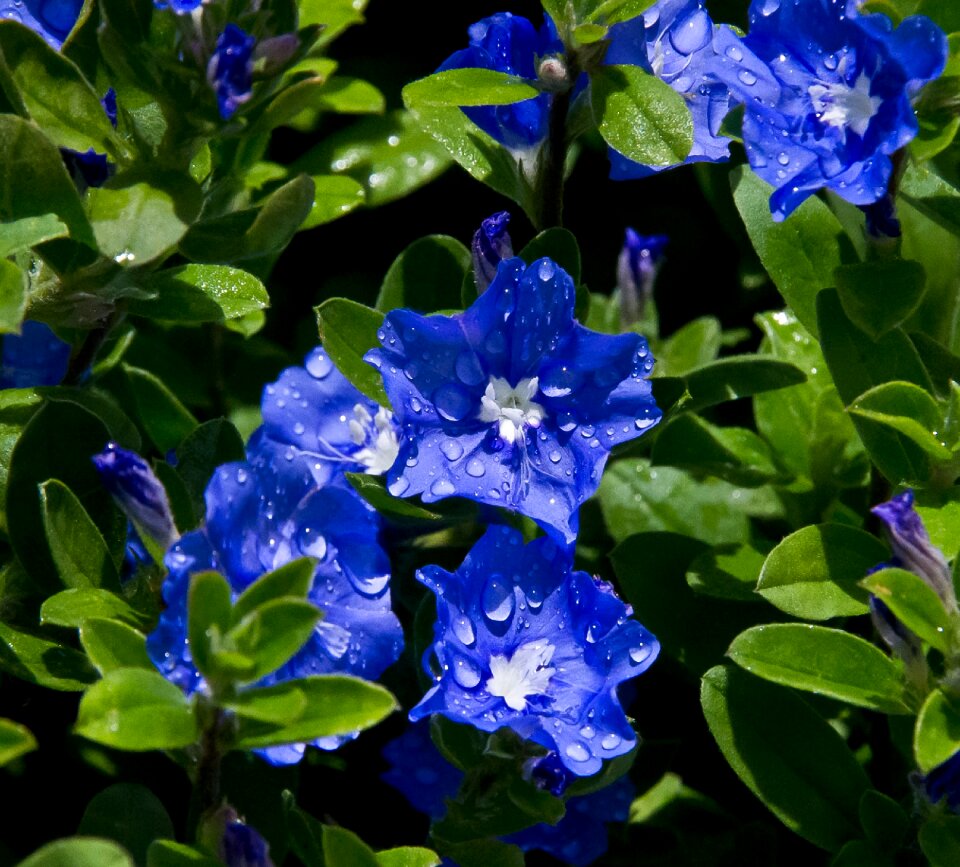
146 841 221 867
75 668 198 751
0 621 96 691
701 665 870 852
18 838 135 867
188 571 234 681
376 235 470 313
227 598 322 683
517 228 582 285
124 365 198 453
78 784 175 867
376 847 441 867
224 683 308 725
0 258 26 334
40 588 147 629
726 624 912 714
404 68 539 107
130 265 269 324
686 543 767 602
323 825 379 867
683 356 807 412
585 0 658 25
233 557 315 622
0 718 36 766
849 381 951 460
656 316 722 376
315 298 387 404
40 479 121 592
301 175 365 230
862 567 952 653
315 76 385 115
0 213 68 258
173 419 245 518
233 675 397 749
591 65 694 166
572 22 607 42
915 688 960 774
757 524 884 619
859 790 910 852
79 618 153 674
345 473 449 524
834 260 927 339
920 815 960 867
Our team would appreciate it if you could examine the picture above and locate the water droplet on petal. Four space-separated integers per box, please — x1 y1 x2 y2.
440 440 463 461
482 575 516 623
452 615 476 647
466 458 485 477
433 382 473 422
452 655 481 689
630 644 652 665
565 741 591 763
601 733 622 750
430 478 456 497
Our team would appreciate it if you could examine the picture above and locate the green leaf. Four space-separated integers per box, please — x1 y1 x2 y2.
78 784 175 866
701 665 870 852
591 64 693 167
315 298 387 404
300 175 365 230
75 668 198 751
123 365 199 453
224 683 308 725
40 480 121 592
0 213 68 258
322 825 379 867
431 839 523 867
726 624 912 714
315 76 385 115
0 22 122 159
834 260 927 339
404 68 539 107
0 258 26 334
145 842 220 867
686 543 767 602
376 847 441 867
915 688 960 773
87 179 199 266
517 227 582 285
732 167 845 337
848 380 951 460
920 816 960 867
18 838 135 867
817 289 933 485
233 675 397 749
41 588 146 629
227 598 322 683
651 414 784 486
233 557 315 622
376 235 470 313
345 473 449 524
0 718 36 766
173 419 245 518
757 524 884 619
859 790 910 852
0 115 95 248
656 316 722 376
830 840 891 867
0 621 97 691
585 0 658 24
301 0 368 42
79 618 153 674
683 356 807 412
130 265 269 324
294 111 450 208
861 567 952 653
188 571 234 681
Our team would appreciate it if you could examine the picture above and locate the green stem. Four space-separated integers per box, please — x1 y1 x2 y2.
537 85 573 230
192 705 226 835
63 311 120 386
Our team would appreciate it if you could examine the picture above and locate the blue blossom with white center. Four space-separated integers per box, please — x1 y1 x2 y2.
472 211 514 292
91 442 178 551
248 346 400 493
617 229 668 326
410 525 659 777
0 320 70 389
713 0 947 220
365 255 660 543
606 0 735 178
3 0 83 48
208 24 256 120
437 13 562 156
146 457 403 764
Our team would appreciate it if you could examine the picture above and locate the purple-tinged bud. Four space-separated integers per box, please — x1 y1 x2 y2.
537 54 571 93
202 807 275 867
207 25 256 120
102 88 118 129
872 490 956 612
523 751 573 797
617 229 667 328
924 750 960 812
253 34 300 74
861 195 901 240
92 442 177 550
472 211 514 292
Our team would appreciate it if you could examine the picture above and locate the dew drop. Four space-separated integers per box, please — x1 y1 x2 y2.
738 69 758 86
434 383 473 421
440 440 464 461
482 575 516 623
564 741 591 763
305 351 332 379
455 350 486 387
430 478 456 497
465 458 485 477
452 615 476 647
629 644 653 665
452 655 482 689
601 733 622 750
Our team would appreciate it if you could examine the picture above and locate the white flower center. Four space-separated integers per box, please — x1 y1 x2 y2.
478 376 546 445
486 639 556 712
349 404 400 475
808 68 881 138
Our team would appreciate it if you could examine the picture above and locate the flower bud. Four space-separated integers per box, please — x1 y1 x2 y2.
617 229 667 327
202 806 275 867
471 211 514 292
207 25 256 119
253 34 300 74
523 751 574 796
92 442 177 551
537 54 571 92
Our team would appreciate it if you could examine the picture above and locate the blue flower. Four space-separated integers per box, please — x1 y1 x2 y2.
617 228 668 326
4 0 83 48
221 815 275 867
410 525 659 777
92 442 178 550
248 346 400 493
153 0 202 13
925 750 960 812
606 0 735 178
61 89 118 191
472 211 514 293
872 489 956 611
437 13 562 154
146 458 404 764
0 320 70 388
713 0 948 220
207 24 256 120
365 255 661 543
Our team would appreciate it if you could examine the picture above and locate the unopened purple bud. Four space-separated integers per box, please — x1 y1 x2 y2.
523 751 573 797
472 211 513 292
222 818 275 867
92 442 177 550
253 34 300 72
861 195 901 240
872 490 956 611
617 229 667 327
208 24 256 120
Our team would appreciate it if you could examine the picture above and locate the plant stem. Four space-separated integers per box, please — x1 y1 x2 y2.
537 86 573 230
63 311 119 385
195 706 225 822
